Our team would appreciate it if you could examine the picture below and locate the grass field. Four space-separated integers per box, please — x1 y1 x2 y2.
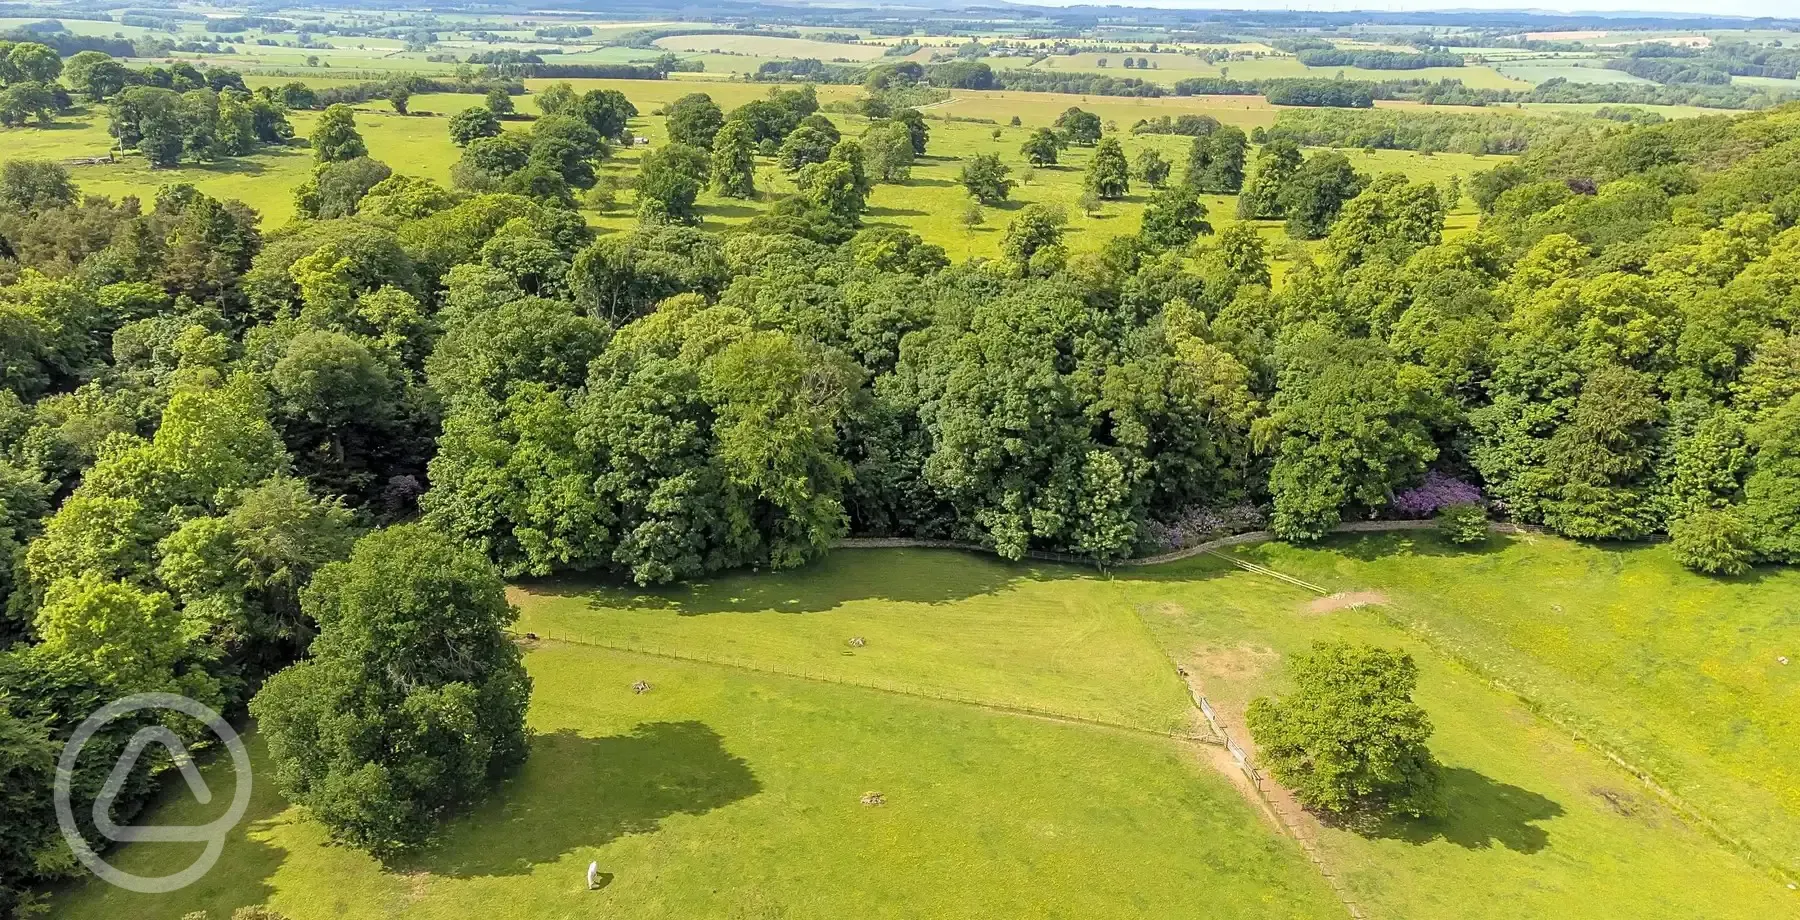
1234 532 1800 879
1011 53 1532 91
46 540 1798 918
2 80 1496 261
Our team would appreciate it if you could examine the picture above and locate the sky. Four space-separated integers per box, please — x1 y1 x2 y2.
1025 1 1795 17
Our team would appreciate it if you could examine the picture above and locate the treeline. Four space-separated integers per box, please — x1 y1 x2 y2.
471 59 665 81
1296 48 1464 69
1606 56 1731 86
1265 107 1600 154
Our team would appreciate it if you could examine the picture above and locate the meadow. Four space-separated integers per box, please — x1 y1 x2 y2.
46 540 1799 919
2 80 1496 260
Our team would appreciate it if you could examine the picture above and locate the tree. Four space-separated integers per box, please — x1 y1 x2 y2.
456 132 530 186
959 153 1013 205
388 86 410 115
1138 185 1212 251
535 81 576 116
1248 642 1442 820
295 157 393 220
310 104 366 164
485 87 514 117
1236 138 1302 219
710 118 757 199
0 159 74 213
861 120 914 183
1135 148 1171 187
776 124 835 173
1193 125 1247 193
7 43 60 85
1020 127 1062 166
1054 107 1101 145
1279 151 1366 240
895 107 929 155
448 105 500 146
1670 507 1753 575
796 152 866 227
1001 203 1067 273
1086 137 1130 200
959 201 985 233
665 92 724 150
251 524 531 859
64 50 129 101
634 142 709 224
0 82 54 128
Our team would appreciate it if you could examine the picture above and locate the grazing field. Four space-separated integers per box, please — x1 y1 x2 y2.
49 543 1797 919
5 80 1495 260
652 33 892 61
1236 532 1800 879
49 557 1343 920
1491 59 1656 85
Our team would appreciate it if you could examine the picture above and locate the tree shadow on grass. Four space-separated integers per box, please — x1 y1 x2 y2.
867 205 928 218
1362 767 1562 854
1324 529 1514 562
403 722 759 878
518 547 1052 614
703 202 762 219
906 176 956 187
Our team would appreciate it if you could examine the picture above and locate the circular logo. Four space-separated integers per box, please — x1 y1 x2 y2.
54 692 253 893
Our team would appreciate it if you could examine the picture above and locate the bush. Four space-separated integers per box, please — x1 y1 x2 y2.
1435 501 1489 545
1670 508 1754 575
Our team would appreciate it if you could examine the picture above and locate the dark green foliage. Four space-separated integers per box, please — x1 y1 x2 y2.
1280 152 1367 240
1086 137 1130 200
1138 185 1211 252
447 105 501 146
251 524 531 859
665 92 724 149
1020 127 1063 166
1247 642 1443 819
633 142 709 224
959 153 1013 205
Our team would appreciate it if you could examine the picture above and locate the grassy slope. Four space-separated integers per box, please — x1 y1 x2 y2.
44 542 1800 918
1235 532 1800 877
1115 551 1794 918
50 636 1340 919
512 548 1193 734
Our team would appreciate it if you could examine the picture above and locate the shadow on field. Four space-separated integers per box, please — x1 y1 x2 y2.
1368 767 1562 854
406 722 759 877
1329 530 1512 561
528 548 1053 614
867 205 928 218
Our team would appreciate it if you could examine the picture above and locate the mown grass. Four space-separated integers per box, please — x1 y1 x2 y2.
48 638 1341 920
1234 531 1800 879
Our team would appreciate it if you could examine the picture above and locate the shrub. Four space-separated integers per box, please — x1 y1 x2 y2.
1670 508 1754 576
1435 502 1489 545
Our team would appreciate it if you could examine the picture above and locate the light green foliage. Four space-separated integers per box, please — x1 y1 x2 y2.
665 92 724 150
634 142 709 225
33 573 184 689
1435 501 1489 544
1248 641 1443 819
310 104 366 164
1135 147 1171 187
861 119 914 184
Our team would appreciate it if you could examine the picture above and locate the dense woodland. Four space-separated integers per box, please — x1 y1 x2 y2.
3 54 1800 911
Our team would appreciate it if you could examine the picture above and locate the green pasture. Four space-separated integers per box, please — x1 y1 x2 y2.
651 33 893 62
1016 53 1532 91
47 541 1800 919
2 80 1494 261
49 591 1342 919
1238 531 1800 879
